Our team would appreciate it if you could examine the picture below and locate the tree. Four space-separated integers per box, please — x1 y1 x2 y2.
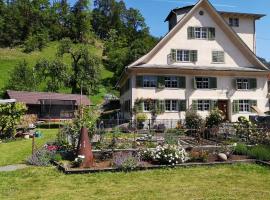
70 0 92 43
57 38 101 94
0 102 27 138
5 60 37 91
34 59 69 92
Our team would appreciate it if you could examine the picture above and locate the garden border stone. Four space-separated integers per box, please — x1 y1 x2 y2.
53 159 256 175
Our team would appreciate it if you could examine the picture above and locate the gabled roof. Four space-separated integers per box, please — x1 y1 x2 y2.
6 90 91 106
165 5 265 21
127 0 268 71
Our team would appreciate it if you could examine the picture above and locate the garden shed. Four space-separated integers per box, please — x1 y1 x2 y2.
5 90 91 120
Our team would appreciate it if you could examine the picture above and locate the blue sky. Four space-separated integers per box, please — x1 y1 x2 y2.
70 0 270 61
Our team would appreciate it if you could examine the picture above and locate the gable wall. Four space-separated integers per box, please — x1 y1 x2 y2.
222 16 255 52
149 6 254 68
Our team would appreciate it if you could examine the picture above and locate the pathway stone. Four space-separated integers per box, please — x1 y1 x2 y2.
0 164 28 172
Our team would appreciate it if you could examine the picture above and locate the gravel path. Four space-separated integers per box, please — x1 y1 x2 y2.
0 164 28 172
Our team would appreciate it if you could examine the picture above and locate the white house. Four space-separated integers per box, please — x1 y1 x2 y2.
117 0 269 123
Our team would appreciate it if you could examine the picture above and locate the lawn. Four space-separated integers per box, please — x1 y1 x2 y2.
0 42 115 105
0 129 58 166
0 164 270 199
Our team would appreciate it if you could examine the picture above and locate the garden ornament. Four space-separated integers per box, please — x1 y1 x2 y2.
77 127 94 168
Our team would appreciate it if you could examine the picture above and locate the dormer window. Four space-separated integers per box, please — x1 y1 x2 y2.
229 18 239 27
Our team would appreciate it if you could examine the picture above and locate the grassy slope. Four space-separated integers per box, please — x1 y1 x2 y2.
0 41 114 105
0 129 58 166
0 164 270 199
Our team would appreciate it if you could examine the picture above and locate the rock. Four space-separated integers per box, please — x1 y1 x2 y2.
218 153 227 161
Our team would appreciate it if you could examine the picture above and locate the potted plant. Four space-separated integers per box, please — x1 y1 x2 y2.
136 113 148 129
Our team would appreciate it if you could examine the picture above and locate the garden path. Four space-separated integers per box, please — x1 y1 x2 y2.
0 164 28 172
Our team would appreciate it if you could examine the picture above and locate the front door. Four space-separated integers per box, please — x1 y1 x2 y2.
217 100 229 121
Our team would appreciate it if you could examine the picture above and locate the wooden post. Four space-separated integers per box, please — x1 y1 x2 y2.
32 133 35 155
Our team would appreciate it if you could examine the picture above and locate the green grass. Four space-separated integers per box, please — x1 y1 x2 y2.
0 164 270 199
0 129 58 166
0 41 115 105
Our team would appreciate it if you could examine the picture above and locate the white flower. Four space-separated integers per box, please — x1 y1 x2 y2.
78 155 85 159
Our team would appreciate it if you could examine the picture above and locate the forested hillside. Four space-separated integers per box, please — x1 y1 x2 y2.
0 0 159 104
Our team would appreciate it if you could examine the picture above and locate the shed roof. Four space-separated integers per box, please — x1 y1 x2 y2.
6 90 91 106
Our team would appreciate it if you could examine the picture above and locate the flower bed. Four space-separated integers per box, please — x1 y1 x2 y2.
51 143 257 174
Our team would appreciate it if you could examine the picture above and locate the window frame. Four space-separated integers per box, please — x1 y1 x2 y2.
143 76 157 88
165 100 178 112
239 100 250 113
196 77 210 89
197 100 210 111
194 27 208 39
229 18 239 27
176 49 190 62
236 79 249 90
143 101 151 112
212 51 225 63
165 76 178 88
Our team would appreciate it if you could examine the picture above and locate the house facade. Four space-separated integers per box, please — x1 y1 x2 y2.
118 0 269 122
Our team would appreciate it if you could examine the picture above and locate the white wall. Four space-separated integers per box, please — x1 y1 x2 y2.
127 73 269 122
149 6 254 68
223 16 255 52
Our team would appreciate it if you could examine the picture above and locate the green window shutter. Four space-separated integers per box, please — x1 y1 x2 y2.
157 76 165 89
232 100 239 114
249 78 257 89
171 49 176 62
192 100 198 111
136 76 143 88
208 27 215 40
250 100 257 113
193 77 197 89
209 77 217 89
178 100 187 112
157 100 165 113
177 77 186 88
210 100 217 111
187 27 195 39
190 50 198 62
233 79 238 90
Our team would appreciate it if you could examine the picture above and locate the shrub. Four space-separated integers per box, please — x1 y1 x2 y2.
136 113 148 123
234 116 258 142
248 145 270 161
113 152 140 171
164 133 178 145
189 150 209 163
185 109 204 130
0 102 27 138
140 144 189 165
26 148 56 166
24 32 48 53
234 143 248 155
19 114 38 131
206 108 224 128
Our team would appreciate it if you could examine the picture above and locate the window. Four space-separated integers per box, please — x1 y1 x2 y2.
165 77 178 88
188 27 215 40
239 100 250 112
233 100 257 113
195 27 207 39
143 101 151 112
177 50 189 62
165 100 178 112
198 100 210 111
171 49 197 62
143 76 157 87
237 79 249 90
196 77 209 89
229 18 239 27
212 51 225 63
